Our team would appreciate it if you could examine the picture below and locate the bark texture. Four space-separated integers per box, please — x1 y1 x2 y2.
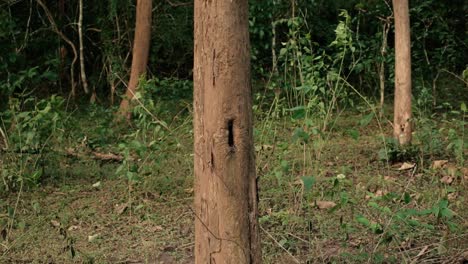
393 0 412 145
119 0 152 116
193 0 261 263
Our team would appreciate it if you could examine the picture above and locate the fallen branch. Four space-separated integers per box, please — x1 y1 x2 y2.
66 148 124 162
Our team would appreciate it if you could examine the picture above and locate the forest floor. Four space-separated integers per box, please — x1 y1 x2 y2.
0 103 467 264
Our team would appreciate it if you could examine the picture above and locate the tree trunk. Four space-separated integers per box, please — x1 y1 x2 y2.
193 0 262 263
78 0 89 95
118 0 152 118
379 18 390 117
392 0 412 145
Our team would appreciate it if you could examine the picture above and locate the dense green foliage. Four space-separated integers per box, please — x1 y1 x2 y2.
1 0 466 103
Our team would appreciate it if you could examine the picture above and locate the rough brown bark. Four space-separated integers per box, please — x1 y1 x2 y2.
392 0 412 145
193 0 262 263
119 0 152 118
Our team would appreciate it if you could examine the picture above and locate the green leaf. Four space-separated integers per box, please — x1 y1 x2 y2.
378 148 389 161
279 48 288 57
418 208 433 216
359 112 374 126
370 223 383 234
407 219 421 227
356 215 370 227
289 106 306 120
440 208 453 218
347 129 360 140
447 221 459 232
461 102 467 112
438 199 449 209
292 127 309 143
403 192 411 204
301 176 316 192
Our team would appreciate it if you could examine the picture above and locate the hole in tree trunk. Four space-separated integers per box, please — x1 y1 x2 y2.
227 119 234 147
210 151 215 169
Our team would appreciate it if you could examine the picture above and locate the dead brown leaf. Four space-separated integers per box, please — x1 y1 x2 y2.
384 176 396 181
67 225 79 231
115 203 128 215
50 219 61 228
447 192 458 201
440 176 454 184
88 233 100 242
462 168 468 180
315 201 337 209
397 162 416 171
375 189 385 197
148 225 164 232
446 165 457 177
431 160 448 169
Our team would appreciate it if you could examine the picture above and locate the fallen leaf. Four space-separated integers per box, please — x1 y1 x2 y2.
447 192 458 201
115 203 128 215
446 165 457 177
148 225 164 232
92 181 101 188
88 233 100 242
384 176 396 181
397 162 416 171
440 176 454 184
262 144 273 150
336 174 346 180
68 225 79 231
375 190 385 197
293 179 303 185
266 208 272 215
315 201 337 209
463 168 468 180
50 220 61 228
431 160 448 169
348 238 362 248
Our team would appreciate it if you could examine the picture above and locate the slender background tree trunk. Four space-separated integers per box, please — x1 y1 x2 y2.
379 17 390 117
78 0 89 95
119 0 152 118
393 0 412 145
193 0 262 263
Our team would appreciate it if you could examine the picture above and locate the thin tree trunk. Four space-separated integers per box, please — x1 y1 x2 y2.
118 0 152 118
193 0 261 263
392 0 412 145
78 0 89 94
379 18 390 117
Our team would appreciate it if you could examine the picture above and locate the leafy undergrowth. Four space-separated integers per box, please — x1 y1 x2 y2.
0 107 467 263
